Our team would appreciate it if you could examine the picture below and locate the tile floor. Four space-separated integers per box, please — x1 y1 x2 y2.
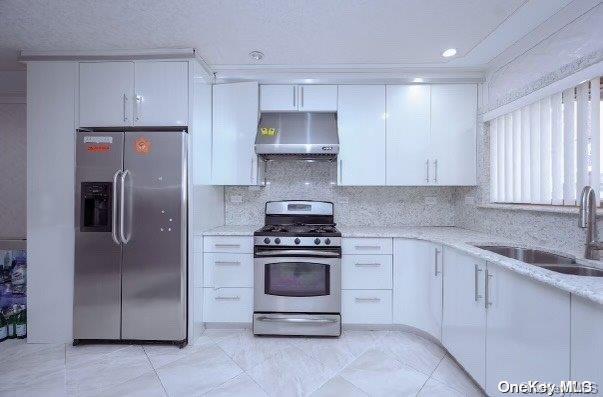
0 330 485 397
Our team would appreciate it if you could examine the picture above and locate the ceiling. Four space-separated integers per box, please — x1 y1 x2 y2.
0 0 576 72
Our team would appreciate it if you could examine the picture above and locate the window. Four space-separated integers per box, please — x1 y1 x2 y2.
490 78 601 206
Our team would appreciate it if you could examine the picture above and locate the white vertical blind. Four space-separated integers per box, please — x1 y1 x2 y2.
551 92 563 205
562 88 576 205
490 78 601 206
590 78 600 206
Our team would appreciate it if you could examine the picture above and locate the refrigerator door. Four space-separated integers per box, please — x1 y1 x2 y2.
74 131 124 340
121 131 187 341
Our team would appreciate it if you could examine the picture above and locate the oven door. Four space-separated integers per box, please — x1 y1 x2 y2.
254 256 341 313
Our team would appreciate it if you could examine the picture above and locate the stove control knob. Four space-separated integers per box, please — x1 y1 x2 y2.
294 238 301 245
314 238 321 245
325 238 331 245
274 238 281 244
263 238 271 244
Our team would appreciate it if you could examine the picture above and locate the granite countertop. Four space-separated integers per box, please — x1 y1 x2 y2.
201 225 603 305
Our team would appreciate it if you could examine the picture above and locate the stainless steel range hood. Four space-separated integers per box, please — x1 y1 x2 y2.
255 112 339 159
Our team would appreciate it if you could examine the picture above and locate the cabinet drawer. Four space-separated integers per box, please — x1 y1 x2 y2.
203 253 253 288
342 255 392 289
342 238 392 255
203 288 253 323
203 236 253 253
342 290 392 324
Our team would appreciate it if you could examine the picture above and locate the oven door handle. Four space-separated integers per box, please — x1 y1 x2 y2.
256 316 338 324
255 250 339 257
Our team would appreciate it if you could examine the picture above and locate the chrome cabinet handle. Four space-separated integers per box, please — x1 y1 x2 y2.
355 263 381 267
255 250 339 257
485 269 493 308
215 261 241 266
134 95 141 122
256 316 337 324
111 170 122 245
119 169 130 244
434 248 441 276
300 86 304 108
250 157 255 184
434 159 438 183
426 159 430 183
215 296 240 301
293 86 296 108
122 94 128 122
355 297 381 303
474 264 483 301
215 244 241 248
339 159 343 184
355 245 380 250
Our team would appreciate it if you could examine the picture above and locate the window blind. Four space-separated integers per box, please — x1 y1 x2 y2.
490 78 601 206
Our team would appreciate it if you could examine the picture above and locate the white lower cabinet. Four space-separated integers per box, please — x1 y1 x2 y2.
342 289 392 324
485 265 570 396
203 253 253 288
203 288 253 323
571 295 603 392
442 248 487 387
393 239 442 340
342 254 392 289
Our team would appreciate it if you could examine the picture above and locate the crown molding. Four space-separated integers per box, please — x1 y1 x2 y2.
19 48 197 62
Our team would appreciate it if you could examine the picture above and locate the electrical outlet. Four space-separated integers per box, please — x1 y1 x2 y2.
230 195 243 204
464 196 476 205
424 196 437 205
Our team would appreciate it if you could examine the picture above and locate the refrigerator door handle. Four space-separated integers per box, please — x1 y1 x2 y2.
120 169 130 244
111 170 122 245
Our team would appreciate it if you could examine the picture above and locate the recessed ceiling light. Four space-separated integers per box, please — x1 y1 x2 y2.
442 48 457 58
413 77 424 83
249 50 264 61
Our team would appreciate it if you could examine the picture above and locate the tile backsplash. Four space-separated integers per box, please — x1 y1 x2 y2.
224 160 457 226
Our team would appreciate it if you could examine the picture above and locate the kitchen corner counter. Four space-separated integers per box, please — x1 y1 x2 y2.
200 225 259 236
339 226 603 306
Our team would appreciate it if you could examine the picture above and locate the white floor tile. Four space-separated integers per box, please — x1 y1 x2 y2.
88 371 167 397
211 331 292 371
144 339 214 370
156 343 242 396
375 331 446 375
309 376 367 397
246 345 333 397
0 343 66 391
430 355 485 397
66 344 130 369
203 373 268 397
418 378 467 396
339 348 429 397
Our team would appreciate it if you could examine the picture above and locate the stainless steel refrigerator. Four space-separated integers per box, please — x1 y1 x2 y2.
73 129 187 347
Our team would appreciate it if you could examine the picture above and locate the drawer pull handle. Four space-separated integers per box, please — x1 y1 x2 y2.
215 244 241 248
354 263 381 267
215 296 240 301
215 261 241 266
354 245 380 250
355 297 381 303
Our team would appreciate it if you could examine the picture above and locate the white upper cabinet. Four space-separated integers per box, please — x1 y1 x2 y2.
485 264 570 396
260 84 337 112
441 248 487 388
298 85 337 112
79 60 189 127
212 82 260 185
430 84 477 185
393 239 442 340
260 85 297 112
134 61 188 126
386 85 431 185
79 62 134 127
337 85 386 185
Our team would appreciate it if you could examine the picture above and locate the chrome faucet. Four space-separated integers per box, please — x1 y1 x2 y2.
579 186 603 260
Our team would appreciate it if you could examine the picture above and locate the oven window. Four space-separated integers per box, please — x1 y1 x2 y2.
265 262 330 297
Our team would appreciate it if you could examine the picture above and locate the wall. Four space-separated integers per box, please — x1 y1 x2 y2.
0 103 26 239
225 160 457 227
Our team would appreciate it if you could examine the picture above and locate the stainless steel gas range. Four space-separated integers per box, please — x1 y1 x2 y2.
253 201 342 336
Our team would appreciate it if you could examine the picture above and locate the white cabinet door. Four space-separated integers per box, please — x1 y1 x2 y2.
79 62 134 127
430 84 477 185
260 85 297 112
212 82 259 185
134 61 188 126
485 264 570 396
571 296 603 392
337 85 386 185
203 288 253 323
386 85 431 185
393 239 442 340
342 290 392 324
298 85 338 112
441 248 486 388
342 254 392 289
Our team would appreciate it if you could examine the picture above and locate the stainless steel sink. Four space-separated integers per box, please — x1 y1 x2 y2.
473 245 603 277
